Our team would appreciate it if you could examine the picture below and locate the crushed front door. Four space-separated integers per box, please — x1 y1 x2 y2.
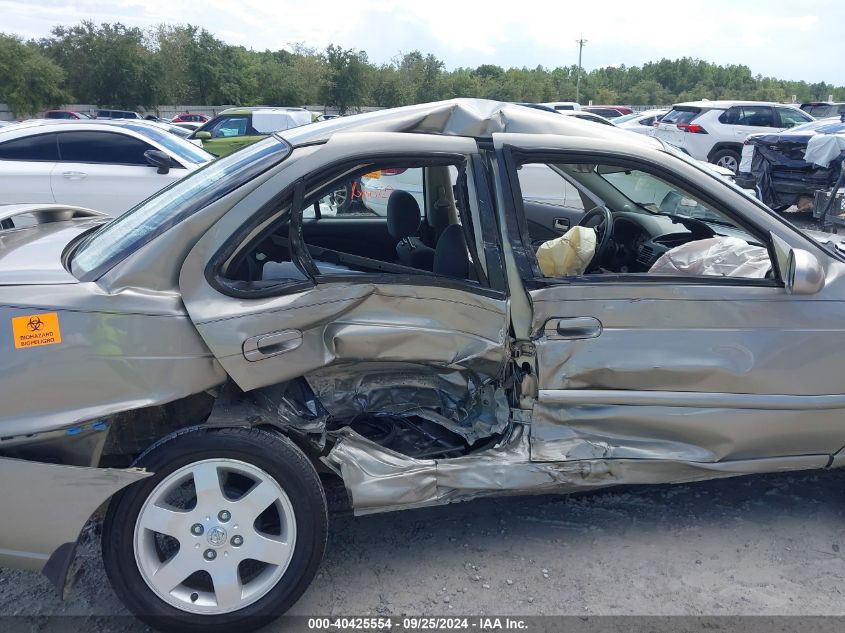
493 131 845 470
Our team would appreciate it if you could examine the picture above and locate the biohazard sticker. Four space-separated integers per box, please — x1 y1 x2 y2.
12 312 62 349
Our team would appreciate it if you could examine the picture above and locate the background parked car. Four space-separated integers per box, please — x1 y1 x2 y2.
516 103 612 126
171 121 203 132
800 102 845 119
556 110 614 126
0 119 213 215
654 100 814 172
539 101 582 111
613 108 670 135
43 110 91 120
735 117 845 210
583 105 633 119
95 109 142 120
188 107 312 156
171 112 209 124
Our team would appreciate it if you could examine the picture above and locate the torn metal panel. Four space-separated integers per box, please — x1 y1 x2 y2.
324 427 825 515
0 457 150 572
306 362 509 444
205 379 331 449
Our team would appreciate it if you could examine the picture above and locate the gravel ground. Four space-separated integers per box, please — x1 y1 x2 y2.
2 467 845 630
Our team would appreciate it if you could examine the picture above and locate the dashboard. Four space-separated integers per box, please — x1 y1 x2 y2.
604 211 748 273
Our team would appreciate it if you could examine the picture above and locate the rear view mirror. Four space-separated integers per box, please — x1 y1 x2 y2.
771 233 825 294
195 131 211 140
144 149 172 175
787 248 825 294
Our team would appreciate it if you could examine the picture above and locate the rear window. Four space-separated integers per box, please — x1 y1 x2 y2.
802 104 835 118
662 108 700 126
0 133 59 161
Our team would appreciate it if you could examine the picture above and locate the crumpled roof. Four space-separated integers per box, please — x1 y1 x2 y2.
282 98 654 145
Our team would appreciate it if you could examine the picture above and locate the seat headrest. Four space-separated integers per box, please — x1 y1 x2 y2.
434 224 470 279
387 190 421 239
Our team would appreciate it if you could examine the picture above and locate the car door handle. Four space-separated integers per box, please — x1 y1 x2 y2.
243 329 302 361
544 317 602 340
61 171 87 180
553 217 570 231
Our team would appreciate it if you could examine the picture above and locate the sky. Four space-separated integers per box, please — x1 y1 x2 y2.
1 0 842 85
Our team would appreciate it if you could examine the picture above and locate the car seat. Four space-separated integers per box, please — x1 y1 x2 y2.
387 190 435 270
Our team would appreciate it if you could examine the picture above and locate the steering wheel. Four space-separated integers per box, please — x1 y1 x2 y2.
577 205 614 273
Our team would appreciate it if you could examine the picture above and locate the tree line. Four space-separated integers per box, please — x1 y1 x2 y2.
1 21 844 117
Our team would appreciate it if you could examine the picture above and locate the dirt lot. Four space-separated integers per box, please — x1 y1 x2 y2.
2 467 844 630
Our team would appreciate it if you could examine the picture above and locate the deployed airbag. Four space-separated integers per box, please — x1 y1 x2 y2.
536 226 596 277
649 236 770 278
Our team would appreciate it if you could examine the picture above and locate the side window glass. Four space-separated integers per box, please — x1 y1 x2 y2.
723 106 773 127
518 163 587 211
223 162 481 288
0 134 59 161
777 107 811 128
211 116 250 138
718 107 740 125
315 167 424 218
57 132 154 165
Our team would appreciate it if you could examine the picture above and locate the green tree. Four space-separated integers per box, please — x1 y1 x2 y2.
320 44 369 114
41 21 157 108
0 34 68 116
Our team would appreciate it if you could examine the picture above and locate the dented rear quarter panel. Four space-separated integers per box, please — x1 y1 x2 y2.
0 282 226 440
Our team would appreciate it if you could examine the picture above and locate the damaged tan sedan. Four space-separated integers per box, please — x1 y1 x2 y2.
1 99 843 631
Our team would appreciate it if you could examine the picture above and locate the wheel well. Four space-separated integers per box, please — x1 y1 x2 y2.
98 392 216 467
707 143 743 162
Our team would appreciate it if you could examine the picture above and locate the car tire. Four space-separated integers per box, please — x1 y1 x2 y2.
711 148 741 173
102 426 327 633
330 182 354 214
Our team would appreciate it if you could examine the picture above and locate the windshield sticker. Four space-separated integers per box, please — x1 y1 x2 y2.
12 312 62 349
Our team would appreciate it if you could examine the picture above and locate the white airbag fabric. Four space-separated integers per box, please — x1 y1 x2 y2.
536 226 596 277
649 236 770 278
804 134 845 168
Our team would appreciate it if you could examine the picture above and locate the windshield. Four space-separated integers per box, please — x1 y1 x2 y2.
122 123 212 164
815 121 845 135
71 137 290 280
598 166 729 225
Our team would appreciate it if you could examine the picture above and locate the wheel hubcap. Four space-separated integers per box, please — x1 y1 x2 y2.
718 156 738 172
133 458 296 615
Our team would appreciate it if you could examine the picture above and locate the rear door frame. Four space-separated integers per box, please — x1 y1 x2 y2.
179 132 512 393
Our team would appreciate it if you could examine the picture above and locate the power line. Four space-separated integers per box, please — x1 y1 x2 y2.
575 35 587 104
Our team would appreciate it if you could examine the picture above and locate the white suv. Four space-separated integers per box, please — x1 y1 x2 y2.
654 101 813 172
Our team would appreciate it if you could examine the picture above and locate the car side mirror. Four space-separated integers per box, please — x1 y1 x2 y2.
771 233 825 294
195 131 211 140
144 149 172 175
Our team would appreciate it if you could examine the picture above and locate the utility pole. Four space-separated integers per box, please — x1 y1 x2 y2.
575 35 587 104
